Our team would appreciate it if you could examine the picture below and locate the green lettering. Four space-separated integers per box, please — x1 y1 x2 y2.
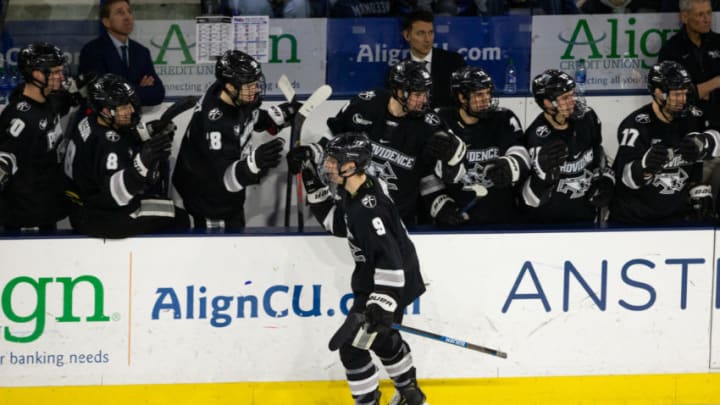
55 276 110 323
269 34 300 63
561 19 603 60
2 277 53 343
154 24 195 65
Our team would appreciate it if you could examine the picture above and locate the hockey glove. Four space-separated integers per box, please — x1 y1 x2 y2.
426 130 466 166
137 119 177 142
133 133 172 178
484 156 521 188
689 185 715 221
641 145 670 174
268 100 302 128
678 132 710 163
63 72 96 105
328 312 366 351
365 292 397 336
431 194 467 227
249 138 285 171
533 140 568 182
585 171 615 209
287 143 324 175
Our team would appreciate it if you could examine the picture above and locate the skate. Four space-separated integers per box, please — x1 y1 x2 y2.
387 383 428 405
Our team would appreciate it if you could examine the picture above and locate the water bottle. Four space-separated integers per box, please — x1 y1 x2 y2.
575 58 587 96
504 58 517 95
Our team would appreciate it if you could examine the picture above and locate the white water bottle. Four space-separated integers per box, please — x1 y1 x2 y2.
504 58 517 95
575 58 587 95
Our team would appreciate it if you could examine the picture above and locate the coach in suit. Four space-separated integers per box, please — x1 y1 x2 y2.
401 10 465 109
79 0 164 106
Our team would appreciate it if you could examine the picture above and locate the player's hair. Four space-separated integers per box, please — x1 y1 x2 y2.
100 0 130 20
679 0 710 12
401 9 434 32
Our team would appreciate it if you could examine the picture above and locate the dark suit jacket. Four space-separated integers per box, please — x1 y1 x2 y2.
427 47 466 109
79 33 165 106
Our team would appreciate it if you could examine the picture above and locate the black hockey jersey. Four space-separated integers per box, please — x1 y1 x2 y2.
0 91 70 227
172 82 279 221
64 114 144 215
610 104 719 225
327 88 445 225
522 108 607 223
435 106 529 224
309 175 425 307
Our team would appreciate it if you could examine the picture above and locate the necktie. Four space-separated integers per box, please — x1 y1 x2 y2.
120 45 128 67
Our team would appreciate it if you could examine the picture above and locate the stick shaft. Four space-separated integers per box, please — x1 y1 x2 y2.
392 323 507 359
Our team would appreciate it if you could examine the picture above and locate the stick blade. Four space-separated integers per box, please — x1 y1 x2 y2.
299 84 332 117
277 74 295 102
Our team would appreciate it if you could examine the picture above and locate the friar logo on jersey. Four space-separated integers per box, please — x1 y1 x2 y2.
16 101 30 112
652 169 689 195
361 194 377 209
690 106 703 117
635 114 651 124
208 108 222 121
536 125 551 138
105 131 121 142
464 162 493 188
424 113 441 126
556 169 593 199
352 113 373 126
358 91 376 101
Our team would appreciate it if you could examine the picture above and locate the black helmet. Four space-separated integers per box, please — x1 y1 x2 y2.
387 60 432 93
326 132 373 175
88 73 140 127
531 69 575 109
18 42 66 86
450 66 498 117
215 50 265 108
648 60 693 94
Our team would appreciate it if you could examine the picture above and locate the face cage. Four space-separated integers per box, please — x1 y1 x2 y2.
653 87 695 119
99 103 141 131
27 63 68 92
395 87 431 116
460 89 499 119
229 74 266 109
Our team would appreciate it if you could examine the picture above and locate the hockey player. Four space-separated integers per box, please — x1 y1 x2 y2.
297 131 429 405
435 66 530 225
63 74 188 238
610 61 720 225
172 50 299 229
522 69 615 223
0 42 74 231
314 60 466 226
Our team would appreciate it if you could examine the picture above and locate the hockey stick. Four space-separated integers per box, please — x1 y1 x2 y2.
459 183 488 216
282 82 333 230
392 323 508 359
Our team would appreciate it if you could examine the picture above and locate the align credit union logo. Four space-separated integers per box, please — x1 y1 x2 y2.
0 275 112 343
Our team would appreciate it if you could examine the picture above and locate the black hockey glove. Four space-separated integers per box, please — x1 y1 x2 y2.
484 156 520 188
268 100 302 127
287 143 324 175
63 72 97 106
133 133 172 178
534 140 568 182
365 292 397 336
137 119 177 142
585 172 614 209
688 185 715 221
641 145 670 174
678 132 709 163
249 138 285 171
431 195 467 227
425 130 466 167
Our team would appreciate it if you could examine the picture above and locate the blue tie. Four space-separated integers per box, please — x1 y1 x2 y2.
120 45 128 67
